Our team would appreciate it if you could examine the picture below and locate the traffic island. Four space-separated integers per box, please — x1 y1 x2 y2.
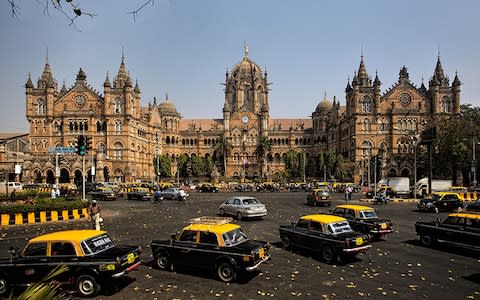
0 197 89 226
358 198 419 203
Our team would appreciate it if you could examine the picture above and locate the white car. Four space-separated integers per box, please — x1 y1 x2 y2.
219 196 267 220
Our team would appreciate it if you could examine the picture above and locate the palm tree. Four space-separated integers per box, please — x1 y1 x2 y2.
254 135 272 179
214 133 232 177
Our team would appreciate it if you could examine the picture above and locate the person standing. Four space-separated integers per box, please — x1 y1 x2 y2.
88 200 102 230
51 188 57 199
347 186 353 201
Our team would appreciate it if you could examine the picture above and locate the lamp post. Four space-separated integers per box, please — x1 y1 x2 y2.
473 137 477 187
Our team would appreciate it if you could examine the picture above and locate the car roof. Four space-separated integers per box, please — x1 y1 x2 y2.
335 204 374 211
449 213 480 220
300 214 346 224
228 196 257 200
29 230 107 243
183 223 241 234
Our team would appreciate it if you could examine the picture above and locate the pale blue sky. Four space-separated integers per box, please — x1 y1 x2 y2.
1 0 479 132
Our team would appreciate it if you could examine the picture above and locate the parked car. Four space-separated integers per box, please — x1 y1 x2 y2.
306 188 332 207
279 214 371 264
415 212 480 251
149 216 270 282
89 187 117 201
197 183 218 193
464 201 480 212
127 187 152 201
0 230 142 297
331 204 393 240
161 187 182 200
219 196 267 220
417 192 463 213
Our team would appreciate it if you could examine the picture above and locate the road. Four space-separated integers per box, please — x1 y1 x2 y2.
0 191 479 299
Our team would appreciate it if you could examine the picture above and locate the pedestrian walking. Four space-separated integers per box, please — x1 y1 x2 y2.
88 200 102 230
51 188 56 199
347 186 353 201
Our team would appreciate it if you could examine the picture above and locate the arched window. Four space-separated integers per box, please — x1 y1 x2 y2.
362 118 372 132
360 95 372 113
114 120 122 134
35 98 46 115
113 142 123 160
441 95 452 113
114 98 123 114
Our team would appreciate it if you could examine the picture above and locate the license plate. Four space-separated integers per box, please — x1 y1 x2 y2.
355 238 363 246
259 248 265 258
127 253 135 263
380 223 387 229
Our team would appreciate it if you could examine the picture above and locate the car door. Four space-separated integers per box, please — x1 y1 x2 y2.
463 217 480 250
171 230 199 268
292 219 310 249
223 198 234 216
49 241 79 280
232 198 241 216
196 231 221 271
16 242 52 285
438 216 463 243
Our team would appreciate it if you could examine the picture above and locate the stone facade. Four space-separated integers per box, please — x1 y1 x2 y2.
23 48 460 185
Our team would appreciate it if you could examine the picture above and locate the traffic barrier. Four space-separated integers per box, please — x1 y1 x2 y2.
459 192 478 202
0 208 88 226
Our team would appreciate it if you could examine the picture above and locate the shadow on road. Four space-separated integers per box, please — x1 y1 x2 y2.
402 239 480 258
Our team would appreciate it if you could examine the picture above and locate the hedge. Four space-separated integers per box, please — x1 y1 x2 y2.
0 190 51 202
0 198 89 214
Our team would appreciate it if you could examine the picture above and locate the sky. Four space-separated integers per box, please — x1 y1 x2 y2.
1 0 479 132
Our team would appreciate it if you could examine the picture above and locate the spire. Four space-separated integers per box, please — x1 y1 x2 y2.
134 79 140 93
357 55 369 83
434 55 446 81
373 70 381 87
114 54 130 88
419 77 427 93
60 80 67 93
453 70 461 86
345 77 352 92
25 73 33 88
103 72 111 87
243 41 249 59
76 68 87 82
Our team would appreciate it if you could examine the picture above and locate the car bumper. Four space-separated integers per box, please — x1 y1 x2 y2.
111 260 142 278
245 255 271 272
343 244 372 253
242 211 268 218
371 229 393 235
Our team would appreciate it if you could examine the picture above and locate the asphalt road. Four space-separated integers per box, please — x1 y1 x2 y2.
0 192 479 300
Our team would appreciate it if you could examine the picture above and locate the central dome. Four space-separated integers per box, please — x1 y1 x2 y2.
158 99 178 114
315 98 332 112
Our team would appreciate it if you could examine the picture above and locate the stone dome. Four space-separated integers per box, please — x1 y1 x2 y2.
232 58 262 76
158 99 178 114
315 98 332 112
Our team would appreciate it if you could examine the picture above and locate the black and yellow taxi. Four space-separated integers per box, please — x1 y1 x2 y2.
0 230 141 297
149 216 270 282
331 204 393 240
126 187 152 201
279 214 371 264
89 187 117 201
417 191 463 213
197 182 219 193
415 212 480 252
306 188 332 207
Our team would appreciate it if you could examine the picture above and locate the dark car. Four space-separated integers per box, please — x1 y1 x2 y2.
417 192 463 213
197 183 218 193
331 204 393 240
465 201 480 212
150 216 270 282
89 188 117 201
127 187 152 201
415 212 480 252
0 230 141 297
306 188 332 207
279 214 371 264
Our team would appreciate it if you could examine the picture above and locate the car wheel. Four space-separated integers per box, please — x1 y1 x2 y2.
420 234 436 247
155 250 171 271
76 274 100 297
217 262 237 283
236 212 243 220
219 208 225 216
0 275 9 296
321 245 336 264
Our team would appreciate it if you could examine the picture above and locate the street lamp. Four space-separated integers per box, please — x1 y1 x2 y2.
471 137 480 187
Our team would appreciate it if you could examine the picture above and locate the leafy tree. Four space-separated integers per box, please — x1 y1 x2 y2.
203 156 214 177
156 155 171 178
254 136 272 178
177 154 189 177
214 134 232 176
190 156 204 177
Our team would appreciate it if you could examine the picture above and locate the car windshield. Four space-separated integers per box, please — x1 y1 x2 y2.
222 228 248 246
359 210 378 219
81 233 115 255
327 221 353 234
242 198 259 205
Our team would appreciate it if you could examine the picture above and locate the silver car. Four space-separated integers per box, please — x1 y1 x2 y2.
219 196 267 220
161 187 181 200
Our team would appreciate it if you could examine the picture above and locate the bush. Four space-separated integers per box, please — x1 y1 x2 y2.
0 198 88 214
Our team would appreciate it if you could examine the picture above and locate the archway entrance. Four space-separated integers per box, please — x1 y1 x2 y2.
46 170 55 184
74 170 82 188
103 167 110 182
33 170 42 183
60 168 70 183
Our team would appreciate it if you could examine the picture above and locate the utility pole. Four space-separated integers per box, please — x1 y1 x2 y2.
473 137 477 187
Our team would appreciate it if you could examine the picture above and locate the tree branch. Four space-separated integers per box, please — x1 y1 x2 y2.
128 0 154 22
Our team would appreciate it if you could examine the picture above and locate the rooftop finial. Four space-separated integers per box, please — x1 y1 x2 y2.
323 91 327 100
122 46 125 62
46 47 49 65
243 41 249 59
165 92 169 100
